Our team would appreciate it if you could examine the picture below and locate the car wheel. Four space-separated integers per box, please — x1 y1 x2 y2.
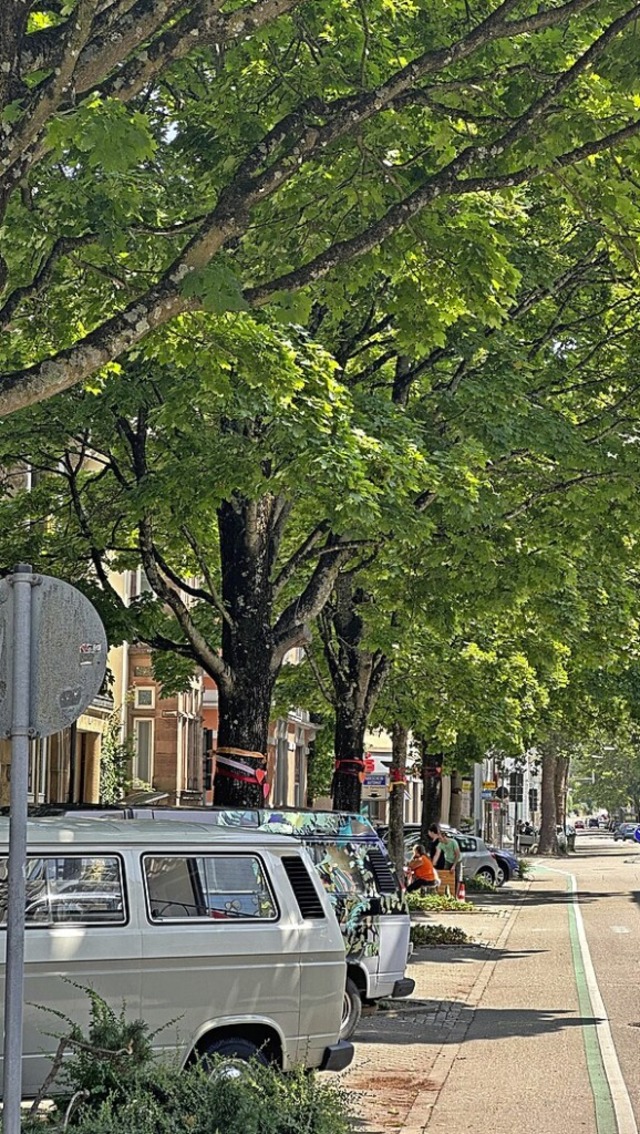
341 977 363 1040
201 1036 270 1080
494 864 507 886
475 867 496 884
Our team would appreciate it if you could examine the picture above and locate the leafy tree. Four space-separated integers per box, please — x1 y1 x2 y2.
3 1 640 415
0 312 427 804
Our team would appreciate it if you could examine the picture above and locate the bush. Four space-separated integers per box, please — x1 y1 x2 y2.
517 858 533 878
465 875 497 893
406 891 474 913
410 923 471 947
54 1064 351 1134
25 991 351 1134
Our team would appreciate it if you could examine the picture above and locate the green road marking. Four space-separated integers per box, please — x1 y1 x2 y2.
566 878 618 1134
533 865 618 1132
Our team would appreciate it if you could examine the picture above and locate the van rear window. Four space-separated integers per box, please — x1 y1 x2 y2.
0 856 125 925
143 854 277 921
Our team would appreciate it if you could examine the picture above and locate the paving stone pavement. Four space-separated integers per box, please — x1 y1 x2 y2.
330 886 528 1134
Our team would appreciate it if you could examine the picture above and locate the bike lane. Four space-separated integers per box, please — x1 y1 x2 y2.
425 867 599 1133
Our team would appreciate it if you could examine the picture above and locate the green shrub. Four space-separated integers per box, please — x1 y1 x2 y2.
406 891 474 913
517 858 533 878
465 874 497 893
58 988 156 1106
410 923 471 947
25 990 351 1134
30 1063 351 1134
53 1064 351 1134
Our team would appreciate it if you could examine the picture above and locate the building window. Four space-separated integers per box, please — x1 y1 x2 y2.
128 567 154 602
294 732 306 807
133 718 154 784
274 724 289 806
134 686 155 710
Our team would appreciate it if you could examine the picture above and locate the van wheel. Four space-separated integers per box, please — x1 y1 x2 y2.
341 978 362 1040
202 1036 270 1080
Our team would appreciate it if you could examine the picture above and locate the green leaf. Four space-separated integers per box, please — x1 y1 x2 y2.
181 263 249 313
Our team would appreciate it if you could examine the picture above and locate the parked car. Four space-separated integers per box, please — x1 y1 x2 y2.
486 845 519 885
0 817 353 1097
574 819 585 830
397 825 500 886
588 817 600 828
55 804 414 1042
614 822 640 842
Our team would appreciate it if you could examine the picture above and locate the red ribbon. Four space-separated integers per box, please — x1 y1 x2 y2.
334 758 366 779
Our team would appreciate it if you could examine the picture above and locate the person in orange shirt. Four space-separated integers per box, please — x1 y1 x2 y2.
406 844 438 891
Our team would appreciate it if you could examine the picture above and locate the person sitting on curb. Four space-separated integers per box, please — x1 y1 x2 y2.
406 844 438 892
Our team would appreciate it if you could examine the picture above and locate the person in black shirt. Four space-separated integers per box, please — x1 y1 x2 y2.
427 823 445 870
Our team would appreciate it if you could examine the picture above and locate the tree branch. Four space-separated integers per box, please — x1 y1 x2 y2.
138 515 230 688
303 643 336 708
271 542 354 672
272 521 329 598
180 522 235 629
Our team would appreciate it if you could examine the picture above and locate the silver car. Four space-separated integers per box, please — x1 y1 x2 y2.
401 827 499 885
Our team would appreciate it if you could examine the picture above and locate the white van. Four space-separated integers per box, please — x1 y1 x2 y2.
0 818 353 1097
60 805 415 1038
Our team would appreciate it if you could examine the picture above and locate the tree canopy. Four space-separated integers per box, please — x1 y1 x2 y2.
2 0 640 414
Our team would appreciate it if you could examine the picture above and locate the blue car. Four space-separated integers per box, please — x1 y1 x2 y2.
486 845 519 885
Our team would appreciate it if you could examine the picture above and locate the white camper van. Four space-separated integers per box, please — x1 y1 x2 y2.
0 818 352 1097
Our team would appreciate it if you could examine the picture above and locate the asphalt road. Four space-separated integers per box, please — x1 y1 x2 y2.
572 829 640 1125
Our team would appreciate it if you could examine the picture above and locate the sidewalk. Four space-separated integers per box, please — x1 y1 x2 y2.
335 872 595 1133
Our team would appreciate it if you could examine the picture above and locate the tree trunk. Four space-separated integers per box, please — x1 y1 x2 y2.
211 498 279 807
388 722 408 877
538 748 558 854
332 707 368 811
554 756 569 828
449 769 463 829
213 670 275 807
420 746 442 845
321 576 390 813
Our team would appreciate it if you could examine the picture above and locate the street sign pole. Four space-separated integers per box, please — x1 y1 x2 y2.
0 566 107 1131
3 565 33 1134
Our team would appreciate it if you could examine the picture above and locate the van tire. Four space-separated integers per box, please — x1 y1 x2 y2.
341 977 362 1040
201 1036 270 1078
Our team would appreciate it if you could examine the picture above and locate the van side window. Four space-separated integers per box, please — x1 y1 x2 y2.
0 856 125 925
144 855 277 921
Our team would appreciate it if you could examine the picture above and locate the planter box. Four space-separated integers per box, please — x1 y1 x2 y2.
436 868 456 896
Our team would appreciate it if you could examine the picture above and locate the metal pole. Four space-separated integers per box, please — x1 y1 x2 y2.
3 565 33 1134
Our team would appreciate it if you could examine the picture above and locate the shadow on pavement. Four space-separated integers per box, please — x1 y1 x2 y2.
356 1002 603 1044
409 945 547 965
516 888 614 905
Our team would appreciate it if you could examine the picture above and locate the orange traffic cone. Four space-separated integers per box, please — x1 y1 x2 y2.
457 880 466 901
